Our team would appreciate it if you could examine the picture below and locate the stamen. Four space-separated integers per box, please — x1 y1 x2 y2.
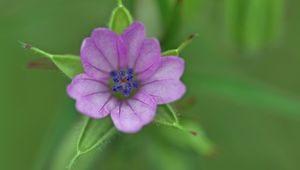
128 68 134 75
119 69 126 77
123 88 130 97
127 75 133 81
113 77 120 83
133 81 139 88
110 68 139 98
110 71 117 77
127 83 132 90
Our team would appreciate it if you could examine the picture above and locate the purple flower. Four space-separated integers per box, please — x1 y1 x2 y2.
67 22 186 133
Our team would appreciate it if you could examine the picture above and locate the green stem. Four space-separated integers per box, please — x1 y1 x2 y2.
177 34 198 54
76 117 91 151
162 49 179 56
161 34 198 56
66 151 82 170
117 0 123 6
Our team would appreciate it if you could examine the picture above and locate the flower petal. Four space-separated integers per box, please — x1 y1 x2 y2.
67 74 117 118
144 56 185 83
141 79 186 104
137 59 161 81
67 74 109 99
91 28 122 70
140 56 185 104
111 92 157 133
81 38 112 79
135 38 161 79
76 94 118 119
122 21 145 68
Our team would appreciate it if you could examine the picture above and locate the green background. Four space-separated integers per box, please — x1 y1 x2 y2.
1 0 299 170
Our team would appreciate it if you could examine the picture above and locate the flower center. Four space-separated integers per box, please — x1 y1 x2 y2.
110 68 139 99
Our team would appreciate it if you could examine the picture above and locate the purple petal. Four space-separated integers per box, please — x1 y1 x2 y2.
118 38 128 68
140 56 186 104
143 56 184 83
135 38 161 79
67 74 109 99
141 79 186 104
81 38 112 79
137 58 161 80
75 94 118 119
122 21 145 68
111 92 157 133
91 28 123 70
67 74 117 118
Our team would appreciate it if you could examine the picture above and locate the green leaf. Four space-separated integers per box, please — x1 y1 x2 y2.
159 0 183 49
135 0 161 36
187 72 300 118
158 120 216 156
66 116 117 169
243 0 268 50
154 104 180 128
108 0 133 34
154 105 215 156
146 137 190 170
266 0 283 42
154 104 216 155
48 115 116 170
224 0 284 51
51 55 83 78
33 101 78 170
224 0 247 48
21 42 83 79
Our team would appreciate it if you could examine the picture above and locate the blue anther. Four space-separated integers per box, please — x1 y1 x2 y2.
123 89 130 97
117 85 123 91
127 75 134 81
133 81 139 88
112 86 118 92
110 71 117 77
113 85 123 92
127 83 132 90
119 70 126 77
111 68 138 97
128 68 134 75
113 77 120 83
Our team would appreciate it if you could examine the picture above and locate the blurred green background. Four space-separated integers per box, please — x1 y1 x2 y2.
1 0 300 170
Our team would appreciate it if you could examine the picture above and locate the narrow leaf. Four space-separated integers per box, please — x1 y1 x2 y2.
135 0 161 36
187 72 300 118
224 0 247 48
51 55 83 78
158 121 216 156
155 105 216 156
146 137 190 170
266 0 283 42
244 0 268 50
67 116 117 169
155 105 178 127
49 116 116 170
159 0 183 48
162 34 198 56
21 42 83 78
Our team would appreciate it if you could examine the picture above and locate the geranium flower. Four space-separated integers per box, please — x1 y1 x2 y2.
67 21 186 133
